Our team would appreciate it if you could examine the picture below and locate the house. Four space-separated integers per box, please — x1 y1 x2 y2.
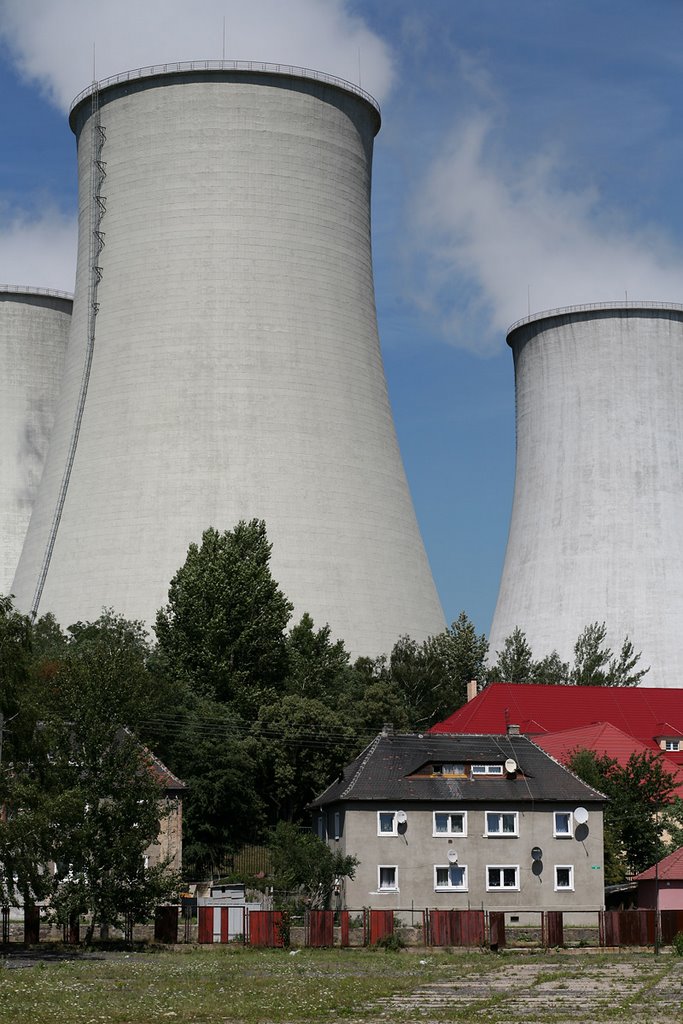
532 722 683 799
431 683 683 769
310 728 606 918
633 847 683 910
143 747 185 873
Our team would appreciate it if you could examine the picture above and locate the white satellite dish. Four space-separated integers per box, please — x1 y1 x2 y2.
574 806 589 825
396 810 407 824
505 758 518 774
448 849 458 863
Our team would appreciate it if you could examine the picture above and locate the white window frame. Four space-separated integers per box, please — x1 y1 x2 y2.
434 864 468 891
472 764 504 776
484 811 519 836
433 810 467 837
486 864 520 891
377 865 398 891
665 739 680 751
377 810 398 836
333 811 341 841
553 811 573 838
554 865 574 891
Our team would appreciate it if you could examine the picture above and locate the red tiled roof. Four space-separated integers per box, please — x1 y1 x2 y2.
533 722 683 799
633 846 683 882
431 684 683 758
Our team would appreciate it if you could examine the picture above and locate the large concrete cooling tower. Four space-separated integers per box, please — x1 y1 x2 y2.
0 287 71 594
489 302 683 687
12 62 444 655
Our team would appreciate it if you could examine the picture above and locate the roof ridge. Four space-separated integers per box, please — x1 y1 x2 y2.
341 733 383 799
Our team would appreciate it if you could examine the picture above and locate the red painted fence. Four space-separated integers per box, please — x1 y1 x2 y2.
249 910 284 947
369 909 394 944
428 909 486 947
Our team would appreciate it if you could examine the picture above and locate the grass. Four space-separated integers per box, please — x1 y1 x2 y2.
1 946 682 1023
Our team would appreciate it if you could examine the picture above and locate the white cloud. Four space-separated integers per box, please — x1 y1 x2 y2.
414 114 683 353
0 208 77 292
0 0 394 111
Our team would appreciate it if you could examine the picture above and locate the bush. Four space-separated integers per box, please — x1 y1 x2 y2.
671 930 683 956
374 932 405 952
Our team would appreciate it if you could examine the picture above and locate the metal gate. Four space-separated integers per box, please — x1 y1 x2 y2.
488 911 506 949
306 910 334 947
542 911 564 948
369 909 394 944
428 909 486 947
154 906 179 944
248 910 284 947
599 910 655 946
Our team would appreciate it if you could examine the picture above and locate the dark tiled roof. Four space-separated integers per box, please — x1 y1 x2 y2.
311 733 606 807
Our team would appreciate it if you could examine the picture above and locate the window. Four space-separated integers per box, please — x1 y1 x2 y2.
485 811 518 836
378 865 398 890
554 865 574 891
486 865 519 890
333 811 341 841
377 811 398 836
434 864 468 890
666 739 680 751
316 815 326 840
553 811 573 838
433 763 466 776
472 764 504 776
433 811 467 836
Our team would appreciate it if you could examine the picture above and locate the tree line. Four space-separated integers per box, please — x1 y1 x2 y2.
0 518 660 927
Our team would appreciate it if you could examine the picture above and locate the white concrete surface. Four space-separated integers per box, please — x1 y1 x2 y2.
489 304 683 687
0 288 71 594
12 67 444 655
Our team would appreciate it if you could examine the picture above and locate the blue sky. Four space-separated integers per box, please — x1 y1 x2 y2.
1 0 682 644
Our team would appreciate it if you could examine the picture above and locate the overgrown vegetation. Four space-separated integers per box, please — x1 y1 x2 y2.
0 949 680 1024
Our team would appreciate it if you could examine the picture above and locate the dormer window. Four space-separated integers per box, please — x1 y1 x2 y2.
471 764 504 776
433 763 466 776
665 739 680 751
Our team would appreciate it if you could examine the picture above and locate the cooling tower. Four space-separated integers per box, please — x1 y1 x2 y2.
489 302 683 687
12 62 444 655
0 287 71 594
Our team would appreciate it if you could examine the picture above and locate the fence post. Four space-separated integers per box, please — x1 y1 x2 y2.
24 905 40 944
1 906 9 944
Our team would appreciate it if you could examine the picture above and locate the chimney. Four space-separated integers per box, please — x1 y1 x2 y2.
381 722 394 737
467 679 478 702
507 723 520 736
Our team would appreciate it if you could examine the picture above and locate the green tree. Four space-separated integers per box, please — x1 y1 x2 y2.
254 695 354 825
491 626 534 683
0 611 179 936
284 613 350 701
530 650 570 685
269 822 358 910
570 622 648 687
567 748 676 877
434 612 489 711
155 521 293 707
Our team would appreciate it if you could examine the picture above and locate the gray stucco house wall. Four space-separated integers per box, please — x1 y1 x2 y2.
310 731 606 917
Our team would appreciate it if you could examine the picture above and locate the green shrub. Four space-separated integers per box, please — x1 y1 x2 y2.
671 930 683 956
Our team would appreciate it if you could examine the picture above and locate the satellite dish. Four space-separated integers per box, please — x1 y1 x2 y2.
574 806 589 825
505 758 518 774
396 810 407 824
531 846 543 861
447 849 458 863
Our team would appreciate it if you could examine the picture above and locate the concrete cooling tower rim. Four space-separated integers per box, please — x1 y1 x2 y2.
1 285 73 304
69 59 381 129
507 300 683 343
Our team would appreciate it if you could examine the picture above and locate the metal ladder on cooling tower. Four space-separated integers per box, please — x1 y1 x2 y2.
30 84 106 618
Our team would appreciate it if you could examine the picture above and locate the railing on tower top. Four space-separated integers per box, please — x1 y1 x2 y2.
70 60 381 116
